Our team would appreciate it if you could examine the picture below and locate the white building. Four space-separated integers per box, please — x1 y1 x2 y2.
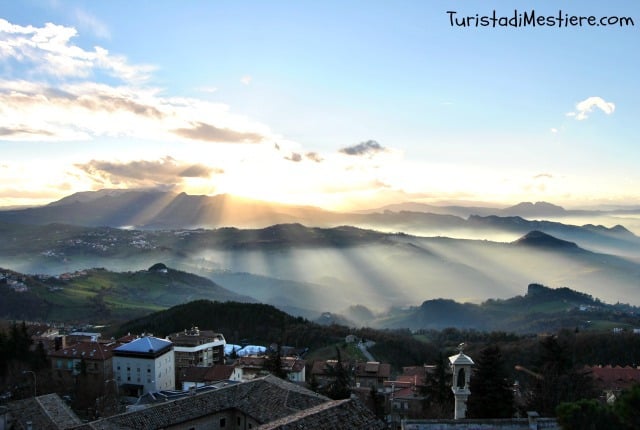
449 344 474 420
112 336 175 396
166 327 226 368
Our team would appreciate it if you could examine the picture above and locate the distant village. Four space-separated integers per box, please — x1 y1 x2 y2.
2 319 640 430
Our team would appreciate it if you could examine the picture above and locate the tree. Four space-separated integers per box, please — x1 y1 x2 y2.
264 344 287 379
322 347 352 400
556 399 620 430
369 385 385 419
421 352 453 418
526 335 596 416
466 345 514 418
555 384 640 430
614 384 640 430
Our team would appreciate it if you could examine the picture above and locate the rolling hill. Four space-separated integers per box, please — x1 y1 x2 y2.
2 221 640 318
0 264 254 323
372 283 640 333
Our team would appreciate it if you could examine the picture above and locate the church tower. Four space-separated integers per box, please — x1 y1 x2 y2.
449 343 474 419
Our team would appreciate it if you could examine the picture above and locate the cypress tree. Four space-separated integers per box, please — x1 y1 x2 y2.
466 345 514 418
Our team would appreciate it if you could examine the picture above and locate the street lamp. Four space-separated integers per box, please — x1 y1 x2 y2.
22 370 37 397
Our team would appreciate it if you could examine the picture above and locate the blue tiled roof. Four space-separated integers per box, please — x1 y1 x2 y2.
115 336 172 354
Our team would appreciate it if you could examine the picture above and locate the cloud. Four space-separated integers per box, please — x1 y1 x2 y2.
339 140 387 156
284 152 302 162
533 173 553 179
241 75 252 85
305 152 323 163
0 19 271 144
197 86 218 94
73 9 111 39
74 157 222 188
567 96 615 121
173 122 264 143
0 126 54 137
0 18 153 82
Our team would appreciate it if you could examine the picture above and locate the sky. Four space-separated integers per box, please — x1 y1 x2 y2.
1 0 639 211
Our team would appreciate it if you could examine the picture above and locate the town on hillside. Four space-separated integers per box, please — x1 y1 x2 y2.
2 320 640 430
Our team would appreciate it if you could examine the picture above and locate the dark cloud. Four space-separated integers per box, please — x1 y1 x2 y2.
339 140 387 156
0 126 54 137
173 122 264 143
305 152 323 163
180 164 221 177
284 152 302 162
5 87 165 119
534 173 553 179
75 95 165 119
74 157 221 187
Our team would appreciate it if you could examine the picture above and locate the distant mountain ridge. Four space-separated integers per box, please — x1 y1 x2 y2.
514 230 579 249
0 190 636 257
2 220 640 315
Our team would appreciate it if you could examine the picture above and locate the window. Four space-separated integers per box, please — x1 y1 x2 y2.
237 417 241 425
220 418 226 427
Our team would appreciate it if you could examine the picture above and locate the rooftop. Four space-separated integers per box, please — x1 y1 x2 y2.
49 341 121 361
113 336 172 356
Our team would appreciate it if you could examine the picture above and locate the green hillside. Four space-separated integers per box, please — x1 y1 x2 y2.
0 265 254 323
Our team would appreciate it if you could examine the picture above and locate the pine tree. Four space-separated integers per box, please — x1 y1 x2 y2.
466 345 514 418
323 347 352 400
527 335 596 416
421 352 453 418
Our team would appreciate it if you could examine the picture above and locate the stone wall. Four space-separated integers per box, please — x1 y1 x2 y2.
401 415 559 430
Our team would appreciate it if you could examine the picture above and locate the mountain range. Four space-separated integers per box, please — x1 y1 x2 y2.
1 189 640 321
3 262 639 335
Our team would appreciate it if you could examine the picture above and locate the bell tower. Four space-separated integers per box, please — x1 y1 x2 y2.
449 343 474 419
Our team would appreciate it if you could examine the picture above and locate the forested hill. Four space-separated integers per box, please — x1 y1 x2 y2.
116 300 304 345
373 283 640 333
114 299 441 370
0 265 254 322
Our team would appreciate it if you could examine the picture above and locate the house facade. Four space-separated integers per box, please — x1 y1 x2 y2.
166 326 226 385
236 356 306 383
49 341 119 383
112 336 175 396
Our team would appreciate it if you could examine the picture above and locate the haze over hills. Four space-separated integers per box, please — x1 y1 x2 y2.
1 219 640 313
1 189 639 255
1 189 640 319
3 262 639 335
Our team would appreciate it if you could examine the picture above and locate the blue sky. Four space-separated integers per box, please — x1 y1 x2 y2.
1 1 638 209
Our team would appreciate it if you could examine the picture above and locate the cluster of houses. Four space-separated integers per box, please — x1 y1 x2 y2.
3 324 640 430
0 272 29 293
2 326 388 429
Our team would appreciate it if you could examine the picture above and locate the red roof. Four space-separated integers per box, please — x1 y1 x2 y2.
585 365 640 391
182 364 236 383
49 341 121 361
